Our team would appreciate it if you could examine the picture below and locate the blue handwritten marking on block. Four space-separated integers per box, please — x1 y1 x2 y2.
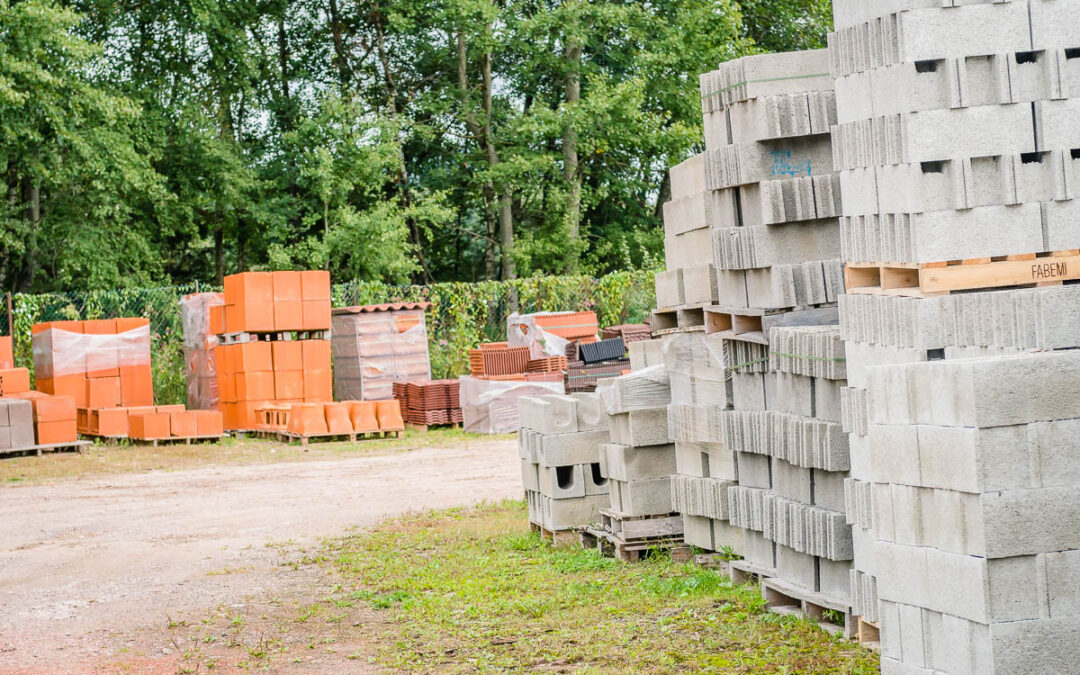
770 150 812 178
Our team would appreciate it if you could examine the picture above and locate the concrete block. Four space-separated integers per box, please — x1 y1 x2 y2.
737 452 772 489
570 392 608 431
681 263 719 305
608 477 674 517
521 460 539 492
584 462 609 496
669 153 706 200
712 219 841 271
818 557 852 604
608 408 670 447
670 474 734 520
541 493 608 530
772 459 813 504
654 269 684 308
704 136 835 191
813 469 848 512
776 544 817 591
538 429 608 467
683 514 717 551
731 372 770 411
538 464 585 500
601 443 676 482
742 529 776 571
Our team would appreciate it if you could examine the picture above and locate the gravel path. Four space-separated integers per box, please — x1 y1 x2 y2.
0 439 520 672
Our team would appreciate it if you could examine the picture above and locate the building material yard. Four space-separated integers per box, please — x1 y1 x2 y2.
0 432 876 673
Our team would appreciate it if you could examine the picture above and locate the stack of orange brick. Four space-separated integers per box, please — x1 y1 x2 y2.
33 319 154 408
212 271 333 430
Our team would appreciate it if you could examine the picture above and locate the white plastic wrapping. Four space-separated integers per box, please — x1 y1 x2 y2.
32 325 152 379
180 292 224 410
507 313 570 360
597 364 671 415
332 308 432 401
458 375 564 434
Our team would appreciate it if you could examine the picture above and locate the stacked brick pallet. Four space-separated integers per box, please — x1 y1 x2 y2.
180 292 224 410
519 393 610 540
393 379 462 427
331 303 432 401
830 0 1080 669
212 271 332 431
585 341 682 560
654 50 842 332
30 318 160 446
665 330 742 556
648 49 853 623
724 325 853 631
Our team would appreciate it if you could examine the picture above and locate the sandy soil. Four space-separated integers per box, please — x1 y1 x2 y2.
0 439 520 673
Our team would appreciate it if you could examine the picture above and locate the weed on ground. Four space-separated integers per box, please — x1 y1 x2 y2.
316 499 880 673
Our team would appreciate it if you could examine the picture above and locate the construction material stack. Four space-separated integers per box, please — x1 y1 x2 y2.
724 325 853 632
180 292 224 410
30 318 157 445
653 49 853 623
665 331 741 556
212 271 332 431
331 303 432 401
394 379 462 428
830 1 1080 667
583 340 681 560
518 393 610 542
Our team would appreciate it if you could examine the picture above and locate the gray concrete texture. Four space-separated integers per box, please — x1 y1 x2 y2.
670 474 735 520
768 325 847 380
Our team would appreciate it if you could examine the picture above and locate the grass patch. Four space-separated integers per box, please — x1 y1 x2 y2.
316 500 880 673
0 428 511 485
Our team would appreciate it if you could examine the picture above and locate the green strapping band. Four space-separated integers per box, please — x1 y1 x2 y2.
702 72 832 101
728 356 770 370
770 352 846 364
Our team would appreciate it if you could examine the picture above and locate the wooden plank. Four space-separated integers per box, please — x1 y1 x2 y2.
918 253 1080 293
617 515 684 540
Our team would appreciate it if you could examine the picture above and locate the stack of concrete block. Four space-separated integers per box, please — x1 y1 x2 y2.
830 1 1080 668
831 1 1080 264
595 355 677 526
518 393 610 533
695 49 844 311
664 331 742 552
862 352 1080 673
724 325 853 608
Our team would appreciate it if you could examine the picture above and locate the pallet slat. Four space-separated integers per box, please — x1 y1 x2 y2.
845 251 1080 297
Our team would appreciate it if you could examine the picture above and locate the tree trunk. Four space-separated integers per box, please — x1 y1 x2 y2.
214 226 225 284
373 7 432 283
278 15 290 104
328 0 351 89
456 32 499 280
480 51 515 280
20 181 40 291
562 38 582 274
654 170 671 220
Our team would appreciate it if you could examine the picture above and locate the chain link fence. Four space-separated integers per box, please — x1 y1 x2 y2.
1 271 656 405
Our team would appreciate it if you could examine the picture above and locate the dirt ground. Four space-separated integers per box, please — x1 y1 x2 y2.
0 437 520 673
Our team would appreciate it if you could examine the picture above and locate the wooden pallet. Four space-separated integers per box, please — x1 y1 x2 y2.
580 525 685 562
404 422 462 432
703 305 838 344
529 522 578 547
271 429 401 447
0 440 93 458
600 509 683 540
217 330 329 344
727 559 775 585
80 434 223 447
845 250 1080 297
761 577 856 639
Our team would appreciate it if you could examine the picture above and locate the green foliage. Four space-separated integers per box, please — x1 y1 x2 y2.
2 0 826 291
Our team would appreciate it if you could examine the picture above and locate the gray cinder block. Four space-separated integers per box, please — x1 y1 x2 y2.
601 443 676 482
538 429 609 467
608 408 670 447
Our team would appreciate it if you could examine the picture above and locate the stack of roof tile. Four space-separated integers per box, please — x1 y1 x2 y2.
601 324 651 343
579 338 627 365
394 379 462 426
468 344 531 377
331 302 432 401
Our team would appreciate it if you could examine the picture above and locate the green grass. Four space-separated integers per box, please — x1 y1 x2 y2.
315 500 880 673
